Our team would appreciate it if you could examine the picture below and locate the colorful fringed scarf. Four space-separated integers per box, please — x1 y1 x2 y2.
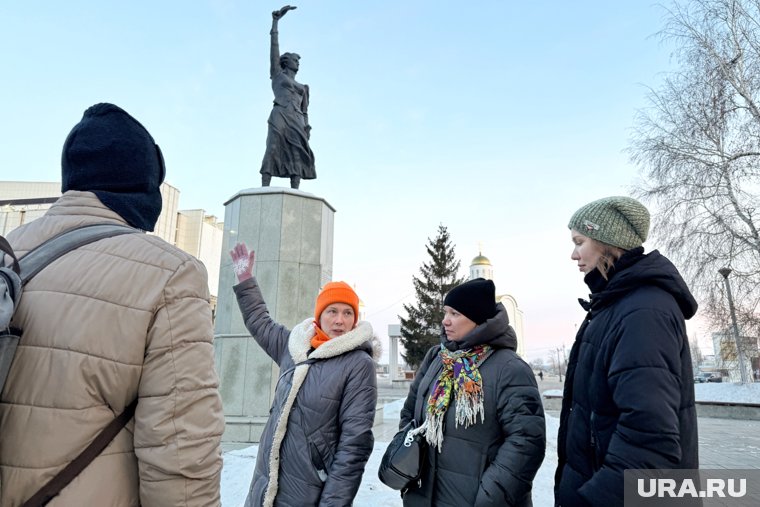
425 344 491 452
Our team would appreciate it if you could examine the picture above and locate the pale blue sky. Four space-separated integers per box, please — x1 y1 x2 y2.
1 1 699 360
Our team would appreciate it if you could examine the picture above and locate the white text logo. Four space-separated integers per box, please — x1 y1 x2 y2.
637 478 747 498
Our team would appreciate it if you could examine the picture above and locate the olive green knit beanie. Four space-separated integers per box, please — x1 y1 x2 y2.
568 196 650 250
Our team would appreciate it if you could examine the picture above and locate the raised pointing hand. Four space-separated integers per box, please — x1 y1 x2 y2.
229 242 255 283
272 5 297 20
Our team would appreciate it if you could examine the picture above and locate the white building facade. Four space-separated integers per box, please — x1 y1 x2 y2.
469 252 526 358
176 209 224 306
0 181 222 301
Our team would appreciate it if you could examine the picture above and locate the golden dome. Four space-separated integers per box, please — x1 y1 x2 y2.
471 254 492 266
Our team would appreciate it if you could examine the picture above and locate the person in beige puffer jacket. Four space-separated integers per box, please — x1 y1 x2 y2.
0 103 224 506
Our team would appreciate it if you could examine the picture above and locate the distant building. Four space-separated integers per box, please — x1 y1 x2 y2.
387 324 415 382
468 251 526 358
700 354 716 369
0 180 180 244
155 183 181 244
175 209 224 309
0 181 61 234
710 331 759 382
0 181 222 305
356 291 366 322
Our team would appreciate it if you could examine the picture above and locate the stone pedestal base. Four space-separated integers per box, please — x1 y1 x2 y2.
213 187 335 445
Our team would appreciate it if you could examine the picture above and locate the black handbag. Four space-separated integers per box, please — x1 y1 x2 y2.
378 419 428 490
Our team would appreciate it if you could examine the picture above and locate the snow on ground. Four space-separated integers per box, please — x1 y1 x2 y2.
221 398 558 507
545 382 760 404
221 383 757 506
693 382 760 403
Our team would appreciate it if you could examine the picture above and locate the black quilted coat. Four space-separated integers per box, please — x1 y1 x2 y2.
399 304 546 507
555 249 699 507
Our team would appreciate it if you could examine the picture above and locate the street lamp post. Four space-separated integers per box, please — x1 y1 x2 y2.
718 268 748 384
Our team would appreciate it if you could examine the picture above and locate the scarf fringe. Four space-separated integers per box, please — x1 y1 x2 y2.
425 345 490 452
425 413 445 451
454 387 485 429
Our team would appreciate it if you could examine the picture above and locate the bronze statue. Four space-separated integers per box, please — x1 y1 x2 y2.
260 5 316 190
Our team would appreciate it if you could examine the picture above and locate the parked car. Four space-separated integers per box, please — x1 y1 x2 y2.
694 372 721 383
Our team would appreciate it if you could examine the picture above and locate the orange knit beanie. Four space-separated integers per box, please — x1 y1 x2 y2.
314 281 360 324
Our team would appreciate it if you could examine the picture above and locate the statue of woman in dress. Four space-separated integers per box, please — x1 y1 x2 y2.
260 5 316 190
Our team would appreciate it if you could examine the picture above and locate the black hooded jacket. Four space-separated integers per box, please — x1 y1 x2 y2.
399 304 546 507
555 249 699 507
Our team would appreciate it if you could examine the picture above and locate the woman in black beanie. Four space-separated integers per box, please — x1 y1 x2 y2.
396 278 545 507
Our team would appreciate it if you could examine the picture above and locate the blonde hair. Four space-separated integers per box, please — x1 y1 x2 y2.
593 239 625 280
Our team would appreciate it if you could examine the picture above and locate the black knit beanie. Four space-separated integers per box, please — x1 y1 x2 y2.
61 103 165 231
443 278 497 325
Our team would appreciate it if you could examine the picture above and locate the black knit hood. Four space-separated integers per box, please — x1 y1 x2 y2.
61 103 165 231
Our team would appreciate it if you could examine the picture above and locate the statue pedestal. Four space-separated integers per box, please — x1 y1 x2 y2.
214 187 335 444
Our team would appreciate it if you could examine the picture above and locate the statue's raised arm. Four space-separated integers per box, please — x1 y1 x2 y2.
270 5 297 78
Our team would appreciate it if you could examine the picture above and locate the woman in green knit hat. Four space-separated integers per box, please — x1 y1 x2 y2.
555 196 700 507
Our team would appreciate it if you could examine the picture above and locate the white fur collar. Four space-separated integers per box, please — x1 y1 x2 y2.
288 318 374 363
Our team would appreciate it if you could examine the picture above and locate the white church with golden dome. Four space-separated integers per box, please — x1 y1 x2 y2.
470 251 526 358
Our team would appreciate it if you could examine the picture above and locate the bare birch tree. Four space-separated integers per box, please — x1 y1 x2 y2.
629 0 760 363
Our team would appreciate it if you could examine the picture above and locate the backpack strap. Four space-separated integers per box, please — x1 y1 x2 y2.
21 399 138 507
19 223 138 284
0 236 20 275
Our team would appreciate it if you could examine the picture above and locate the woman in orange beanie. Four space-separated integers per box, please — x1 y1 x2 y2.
229 242 378 507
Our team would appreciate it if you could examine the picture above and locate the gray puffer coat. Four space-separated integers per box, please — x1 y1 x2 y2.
234 278 377 507
399 304 546 507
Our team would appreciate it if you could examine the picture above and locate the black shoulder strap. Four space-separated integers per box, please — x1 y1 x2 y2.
22 399 138 507
276 357 319 385
0 236 20 275
19 223 138 284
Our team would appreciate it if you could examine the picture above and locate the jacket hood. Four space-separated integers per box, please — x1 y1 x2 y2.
587 250 698 320
442 303 518 351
